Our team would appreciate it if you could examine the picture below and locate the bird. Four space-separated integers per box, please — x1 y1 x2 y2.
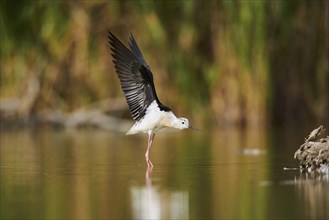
108 31 197 168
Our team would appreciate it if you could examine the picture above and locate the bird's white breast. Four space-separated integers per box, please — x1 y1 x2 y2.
126 101 174 135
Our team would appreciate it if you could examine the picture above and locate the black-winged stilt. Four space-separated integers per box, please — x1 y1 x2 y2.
108 31 196 167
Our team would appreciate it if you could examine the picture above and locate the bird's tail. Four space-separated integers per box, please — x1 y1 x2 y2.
126 127 137 135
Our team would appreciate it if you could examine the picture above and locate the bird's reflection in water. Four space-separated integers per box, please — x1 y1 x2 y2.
131 167 189 219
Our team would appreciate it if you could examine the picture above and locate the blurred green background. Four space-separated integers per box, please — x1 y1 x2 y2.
0 0 328 130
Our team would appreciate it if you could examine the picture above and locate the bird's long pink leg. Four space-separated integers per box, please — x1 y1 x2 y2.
145 132 155 168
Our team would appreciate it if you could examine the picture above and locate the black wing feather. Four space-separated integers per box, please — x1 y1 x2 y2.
129 34 147 66
108 31 168 121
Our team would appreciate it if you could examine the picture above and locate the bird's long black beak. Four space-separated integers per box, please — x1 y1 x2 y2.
188 125 203 131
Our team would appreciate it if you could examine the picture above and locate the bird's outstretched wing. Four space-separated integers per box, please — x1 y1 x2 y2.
108 31 161 121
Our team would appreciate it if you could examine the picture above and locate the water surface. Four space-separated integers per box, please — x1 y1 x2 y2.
1 128 328 219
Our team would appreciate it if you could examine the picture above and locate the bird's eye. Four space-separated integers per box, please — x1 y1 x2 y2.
182 121 185 124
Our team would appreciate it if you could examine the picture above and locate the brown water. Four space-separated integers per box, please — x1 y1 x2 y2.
1 128 328 219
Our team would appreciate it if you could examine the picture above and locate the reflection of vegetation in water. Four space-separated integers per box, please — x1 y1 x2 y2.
295 174 329 220
0 129 270 219
1 1 328 128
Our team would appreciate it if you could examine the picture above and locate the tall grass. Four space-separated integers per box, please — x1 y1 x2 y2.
0 1 328 128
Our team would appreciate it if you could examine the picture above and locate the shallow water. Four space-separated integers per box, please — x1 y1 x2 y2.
1 128 328 219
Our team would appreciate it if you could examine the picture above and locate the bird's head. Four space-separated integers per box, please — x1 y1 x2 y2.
175 117 190 129
176 117 203 131
170 115 202 131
